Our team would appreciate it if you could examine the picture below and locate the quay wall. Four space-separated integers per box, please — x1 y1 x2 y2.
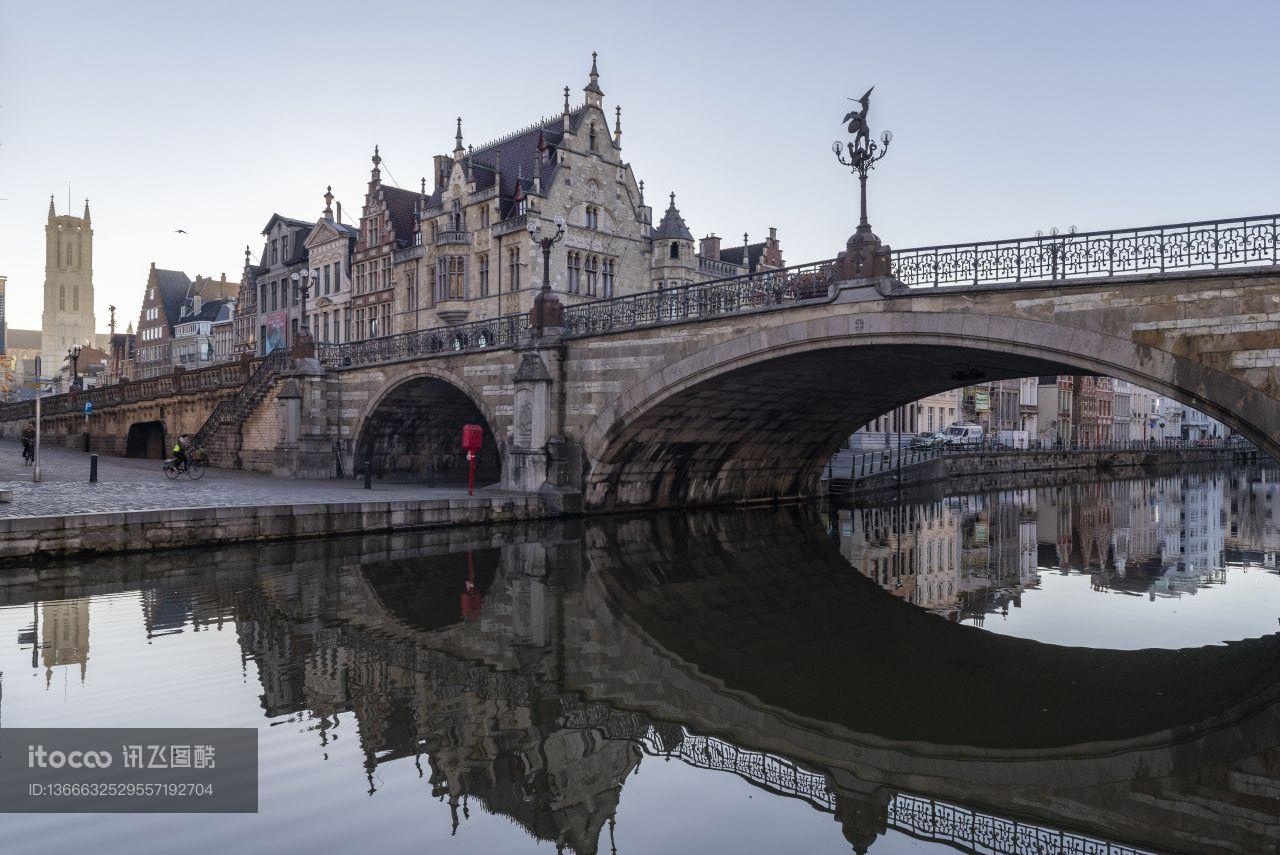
0 494 563 564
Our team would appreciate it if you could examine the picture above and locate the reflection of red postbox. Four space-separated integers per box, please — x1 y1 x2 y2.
462 424 483 495
461 551 483 620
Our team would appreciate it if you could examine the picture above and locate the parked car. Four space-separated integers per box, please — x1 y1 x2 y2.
943 423 984 447
908 432 944 449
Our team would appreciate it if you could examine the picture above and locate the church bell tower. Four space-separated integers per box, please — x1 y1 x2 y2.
41 196 96 376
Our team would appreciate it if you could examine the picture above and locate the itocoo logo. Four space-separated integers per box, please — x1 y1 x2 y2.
27 745 113 769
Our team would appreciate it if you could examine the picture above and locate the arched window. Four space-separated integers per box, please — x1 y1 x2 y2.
65 243 72 267
567 252 581 293
588 122 597 150
585 255 599 296
450 199 463 232
670 242 680 260
59 286 66 310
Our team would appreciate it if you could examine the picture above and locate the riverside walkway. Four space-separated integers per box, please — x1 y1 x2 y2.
0 442 555 563
0 441 524 518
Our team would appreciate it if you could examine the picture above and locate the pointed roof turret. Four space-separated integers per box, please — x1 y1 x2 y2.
584 52 603 107
454 117 465 156
323 186 334 219
652 192 693 241
83 198 91 223
614 106 622 146
48 195 56 220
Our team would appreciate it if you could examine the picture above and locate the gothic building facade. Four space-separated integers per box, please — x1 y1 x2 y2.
356 55 784 338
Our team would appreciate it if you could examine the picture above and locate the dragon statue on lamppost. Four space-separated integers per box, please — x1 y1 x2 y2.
833 87 895 278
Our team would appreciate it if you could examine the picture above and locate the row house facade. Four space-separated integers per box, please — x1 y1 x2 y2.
131 266 236 379
236 215 314 356
342 55 784 339
302 188 358 345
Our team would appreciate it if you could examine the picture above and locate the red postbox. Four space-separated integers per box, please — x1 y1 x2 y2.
461 424 484 495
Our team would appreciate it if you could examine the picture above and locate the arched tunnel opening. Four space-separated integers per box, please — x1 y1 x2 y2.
586 343 1276 509
125 420 167 459
356 376 502 485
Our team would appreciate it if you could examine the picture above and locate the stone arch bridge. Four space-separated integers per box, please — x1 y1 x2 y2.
5 214 1279 509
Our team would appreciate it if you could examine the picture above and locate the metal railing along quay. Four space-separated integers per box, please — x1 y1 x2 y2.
825 436 1256 482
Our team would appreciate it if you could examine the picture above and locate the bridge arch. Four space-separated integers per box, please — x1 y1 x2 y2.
351 365 504 484
581 310 1280 509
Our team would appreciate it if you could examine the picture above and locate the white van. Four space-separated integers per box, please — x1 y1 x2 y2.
944 423 984 447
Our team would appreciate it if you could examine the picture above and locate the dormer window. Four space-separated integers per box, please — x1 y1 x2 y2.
450 199 463 232
589 122 597 151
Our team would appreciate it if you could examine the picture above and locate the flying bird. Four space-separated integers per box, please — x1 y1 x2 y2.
175 229 188 234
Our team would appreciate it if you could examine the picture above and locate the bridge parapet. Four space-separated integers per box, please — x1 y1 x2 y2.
891 213 1280 288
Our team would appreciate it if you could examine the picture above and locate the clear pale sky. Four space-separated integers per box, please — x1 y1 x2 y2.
1 0 1277 332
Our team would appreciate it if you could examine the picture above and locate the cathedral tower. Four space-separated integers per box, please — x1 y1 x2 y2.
41 196 96 376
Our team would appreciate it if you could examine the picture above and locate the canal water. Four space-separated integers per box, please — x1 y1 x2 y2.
0 464 1277 854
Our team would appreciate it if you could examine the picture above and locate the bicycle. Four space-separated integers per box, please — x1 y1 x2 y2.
163 452 206 480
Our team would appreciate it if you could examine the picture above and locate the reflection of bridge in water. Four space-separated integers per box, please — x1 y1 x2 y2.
3 507 1278 854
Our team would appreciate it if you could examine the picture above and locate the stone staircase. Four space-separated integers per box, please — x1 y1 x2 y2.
192 351 289 468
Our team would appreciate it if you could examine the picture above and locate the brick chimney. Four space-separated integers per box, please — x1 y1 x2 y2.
699 234 721 260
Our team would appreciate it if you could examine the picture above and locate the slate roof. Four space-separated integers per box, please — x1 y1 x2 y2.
5 328 42 350
381 186 422 247
153 269 194 331
463 108 588 219
717 242 767 271
651 196 694 241
179 298 232 324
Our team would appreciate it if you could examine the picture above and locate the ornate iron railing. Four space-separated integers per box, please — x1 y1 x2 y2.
891 214 1280 288
562 259 837 336
319 313 530 368
886 793 1155 855
640 728 836 812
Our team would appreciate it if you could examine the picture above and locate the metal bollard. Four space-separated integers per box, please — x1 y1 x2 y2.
363 459 372 490
90 454 98 483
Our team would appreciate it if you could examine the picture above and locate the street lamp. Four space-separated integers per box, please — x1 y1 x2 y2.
527 216 567 293
833 128 892 234
66 344 83 391
290 269 317 340
1035 226 1077 280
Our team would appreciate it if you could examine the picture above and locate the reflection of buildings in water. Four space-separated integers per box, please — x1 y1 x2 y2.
841 502 962 610
1226 471 1280 566
847 469 1278 624
8 505 1280 855
39 598 90 687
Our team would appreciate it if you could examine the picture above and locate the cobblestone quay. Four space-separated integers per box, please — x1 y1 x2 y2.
0 441 559 563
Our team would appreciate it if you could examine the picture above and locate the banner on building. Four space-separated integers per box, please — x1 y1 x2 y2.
974 391 990 412
263 311 288 355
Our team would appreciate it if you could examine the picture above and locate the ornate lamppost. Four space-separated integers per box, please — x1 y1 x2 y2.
66 344 83 391
290 268 318 353
833 87 894 278
527 217 566 337
1036 226 1077 280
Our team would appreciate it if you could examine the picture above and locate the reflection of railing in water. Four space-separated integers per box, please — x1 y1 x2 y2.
648 728 1158 855
639 728 836 812
886 793 1155 855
